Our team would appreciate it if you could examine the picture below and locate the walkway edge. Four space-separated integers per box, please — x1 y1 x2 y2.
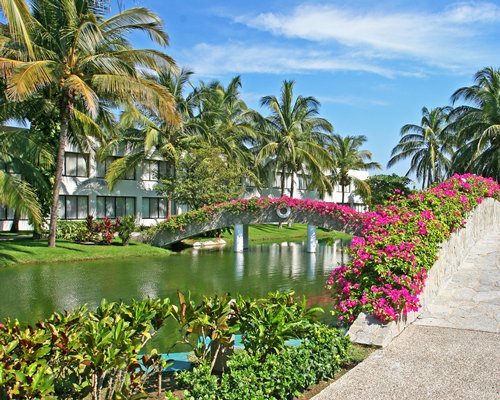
347 198 500 347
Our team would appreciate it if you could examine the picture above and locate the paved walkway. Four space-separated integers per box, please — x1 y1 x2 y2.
313 228 500 400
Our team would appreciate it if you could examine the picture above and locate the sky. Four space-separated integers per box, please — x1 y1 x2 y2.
125 0 499 183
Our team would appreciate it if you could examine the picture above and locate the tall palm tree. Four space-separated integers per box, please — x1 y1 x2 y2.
256 80 333 198
191 76 258 174
1 0 179 246
327 134 381 204
0 127 53 231
450 67 500 180
105 68 195 217
388 106 454 188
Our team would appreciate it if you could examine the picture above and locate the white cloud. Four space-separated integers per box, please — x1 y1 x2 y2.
234 2 500 72
181 42 422 78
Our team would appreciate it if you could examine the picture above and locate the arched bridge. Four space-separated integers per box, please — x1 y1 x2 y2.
149 197 364 252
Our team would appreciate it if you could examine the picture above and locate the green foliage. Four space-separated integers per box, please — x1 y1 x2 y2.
175 292 235 372
157 146 245 211
56 219 96 242
363 174 414 208
0 298 177 400
118 215 137 246
177 363 219 400
231 291 323 361
179 324 350 400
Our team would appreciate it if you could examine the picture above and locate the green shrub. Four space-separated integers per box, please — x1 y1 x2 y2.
0 298 177 400
118 215 136 246
177 363 219 400
179 324 350 400
231 291 323 360
56 220 91 242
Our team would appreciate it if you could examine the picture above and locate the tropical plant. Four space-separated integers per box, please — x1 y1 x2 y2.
327 134 381 204
231 291 323 361
0 0 179 247
256 80 333 198
363 174 414 208
388 106 454 188
328 174 499 324
118 214 136 245
156 145 246 211
104 68 196 217
175 291 235 373
191 76 258 174
450 67 500 181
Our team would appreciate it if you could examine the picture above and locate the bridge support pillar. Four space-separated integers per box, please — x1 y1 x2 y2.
234 224 247 252
306 224 317 253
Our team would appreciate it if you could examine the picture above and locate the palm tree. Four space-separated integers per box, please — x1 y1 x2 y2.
191 76 258 174
388 106 454 188
256 80 333 198
327 134 381 204
450 67 500 180
105 68 195 217
0 127 53 231
1 0 179 247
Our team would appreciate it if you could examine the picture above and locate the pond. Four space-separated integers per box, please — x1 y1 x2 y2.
0 239 350 352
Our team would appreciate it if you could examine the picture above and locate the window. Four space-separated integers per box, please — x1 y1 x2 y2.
143 160 168 181
96 196 135 219
273 173 282 189
96 157 135 180
298 174 309 190
63 153 89 177
336 184 351 193
142 197 167 219
57 195 89 220
0 205 15 220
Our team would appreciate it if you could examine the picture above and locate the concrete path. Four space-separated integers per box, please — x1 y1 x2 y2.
313 228 500 400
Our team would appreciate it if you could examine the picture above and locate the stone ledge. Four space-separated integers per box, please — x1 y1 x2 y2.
347 198 500 347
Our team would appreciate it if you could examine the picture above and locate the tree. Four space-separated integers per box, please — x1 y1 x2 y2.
1 0 179 246
388 106 454 188
327 134 381 204
156 146 245 211
362 174 414 209
0 127 53 231
256 80 333 198
105 68 195 217
191 76 259 180
450 67 500 181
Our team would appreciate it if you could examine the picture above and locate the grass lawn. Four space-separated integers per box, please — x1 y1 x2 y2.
184 223 353 245
0 239 171 267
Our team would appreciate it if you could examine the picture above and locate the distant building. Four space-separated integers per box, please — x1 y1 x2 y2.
1 147 368 231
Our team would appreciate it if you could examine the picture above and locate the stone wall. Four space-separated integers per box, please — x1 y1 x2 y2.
347 198 500 347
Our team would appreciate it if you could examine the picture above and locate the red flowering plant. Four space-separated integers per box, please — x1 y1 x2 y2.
327 174 499 324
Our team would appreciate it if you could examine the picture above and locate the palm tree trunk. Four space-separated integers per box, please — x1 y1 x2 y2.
9 210 19 233
341 186 345 205
48 92 74 248
289 171 295 198
280 165 286 197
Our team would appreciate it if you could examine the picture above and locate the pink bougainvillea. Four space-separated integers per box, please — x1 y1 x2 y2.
152 196 364 234
327 174 500 323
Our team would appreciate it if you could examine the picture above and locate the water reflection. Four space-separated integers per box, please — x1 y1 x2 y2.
0 238 350 350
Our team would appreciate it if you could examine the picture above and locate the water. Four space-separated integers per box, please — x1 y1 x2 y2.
0 239 349 351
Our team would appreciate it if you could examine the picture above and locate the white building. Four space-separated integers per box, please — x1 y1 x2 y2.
1 147 368 231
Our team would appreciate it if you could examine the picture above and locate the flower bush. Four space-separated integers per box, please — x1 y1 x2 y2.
327 174 499 323
148 196 363 237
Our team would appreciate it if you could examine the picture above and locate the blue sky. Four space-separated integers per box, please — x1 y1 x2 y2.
130 0 499 183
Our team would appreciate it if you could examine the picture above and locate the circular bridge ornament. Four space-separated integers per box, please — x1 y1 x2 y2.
276 205 292 219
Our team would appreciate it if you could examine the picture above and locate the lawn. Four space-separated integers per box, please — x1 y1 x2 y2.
0 239 171 267
185 223 353 244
